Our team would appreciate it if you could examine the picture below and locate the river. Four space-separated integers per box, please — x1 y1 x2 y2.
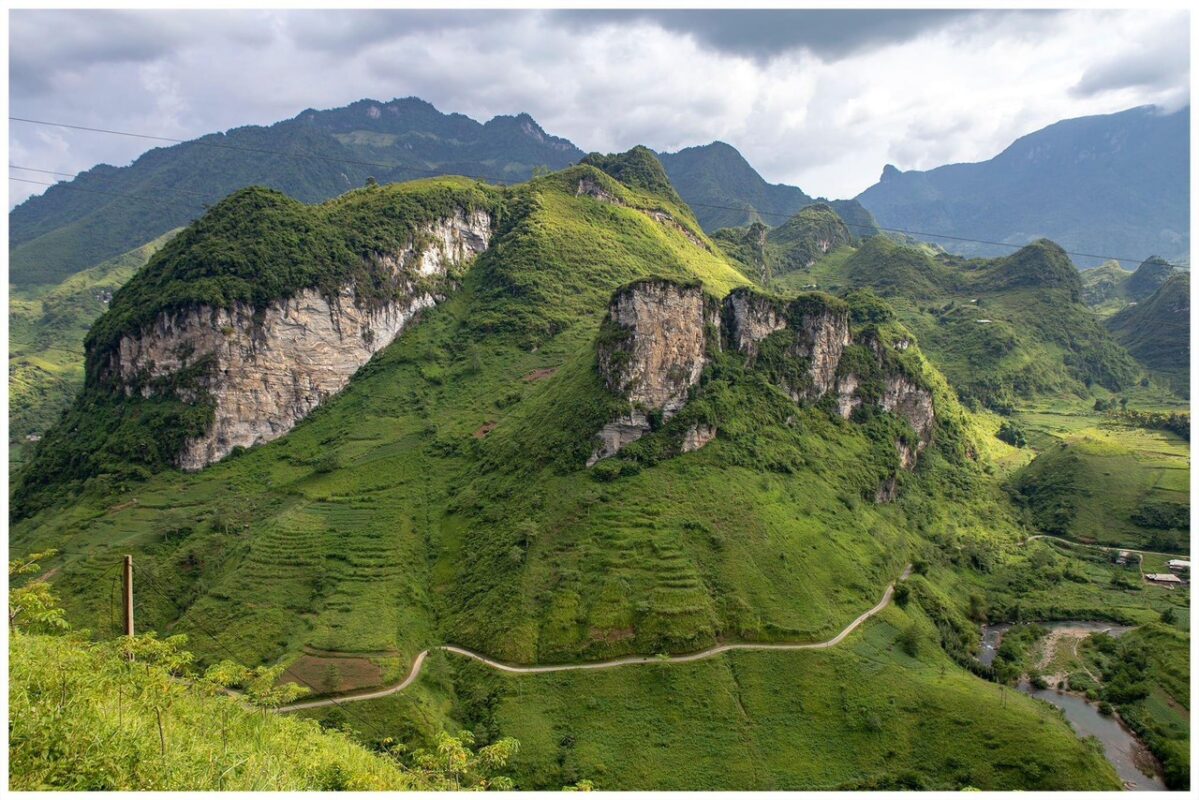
979 621 1167 791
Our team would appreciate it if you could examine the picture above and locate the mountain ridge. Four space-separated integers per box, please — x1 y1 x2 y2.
856 105 1190 267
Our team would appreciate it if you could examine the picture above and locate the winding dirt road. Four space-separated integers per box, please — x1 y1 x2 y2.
277 563 913 712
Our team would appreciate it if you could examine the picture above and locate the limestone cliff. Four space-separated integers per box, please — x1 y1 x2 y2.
589 280 717 465
589 283 936 491
98 208 493 470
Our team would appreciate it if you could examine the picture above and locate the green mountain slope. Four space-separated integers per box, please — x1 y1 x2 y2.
9 231 179 453
1107 272 1190 395
713 204 853 282
774 237 1144 408
10 98 583 288
11 154 1130 790
856 105 1189 267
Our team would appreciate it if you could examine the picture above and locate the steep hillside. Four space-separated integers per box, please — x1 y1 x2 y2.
1081 260 1133 312
713 204 852 282
10 98 583 287
11 154 1126 790
657 141 814 230
774 237 1143 408
9 230 179 452
1107 272 1190 394
856 105 1189 267
657 141 880 241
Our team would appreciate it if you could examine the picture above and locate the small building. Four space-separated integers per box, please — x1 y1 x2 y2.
1115 550 1131 566
1145 573 1183 587
1167 559 1190 573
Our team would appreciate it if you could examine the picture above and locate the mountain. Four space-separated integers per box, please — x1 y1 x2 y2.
9 97 585 287
657 141 814 230
1107 271 1190 395
769 236 1144 410
10 153 1122 790
712 203 853 282
657 140 880 238
856 105 1189 267
1081 255 1182 315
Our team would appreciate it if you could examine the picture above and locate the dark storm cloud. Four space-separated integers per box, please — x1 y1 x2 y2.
276 10 512 53
552 9 1020 62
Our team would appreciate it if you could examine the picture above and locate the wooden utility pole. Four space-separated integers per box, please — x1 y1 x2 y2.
123 555 134 638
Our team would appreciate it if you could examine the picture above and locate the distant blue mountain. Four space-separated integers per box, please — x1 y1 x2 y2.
855 105 1189 268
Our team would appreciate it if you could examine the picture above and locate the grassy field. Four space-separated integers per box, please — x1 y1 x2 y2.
9 632 429 790
1008 408 1188 552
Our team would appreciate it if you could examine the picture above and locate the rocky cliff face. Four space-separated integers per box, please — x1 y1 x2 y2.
589 280 716 465
590 282 936 495
99 208 493 470
723 289 850 400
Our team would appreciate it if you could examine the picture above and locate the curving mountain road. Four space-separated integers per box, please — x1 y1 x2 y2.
277 563 913 712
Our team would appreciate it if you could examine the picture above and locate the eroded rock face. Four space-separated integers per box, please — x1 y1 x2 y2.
723 289 850 400
101 208 493 470
881 374 936 447
589 281 715 465
722 289 786 360
786 305 851 399
588 282 936 486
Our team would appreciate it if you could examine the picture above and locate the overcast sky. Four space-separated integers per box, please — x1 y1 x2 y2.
8 8 1191 207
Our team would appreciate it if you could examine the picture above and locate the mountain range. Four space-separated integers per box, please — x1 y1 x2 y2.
12 99 1188 291
855 105 1190 267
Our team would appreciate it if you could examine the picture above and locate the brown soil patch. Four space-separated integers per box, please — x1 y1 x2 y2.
281 654 382 695
473 421 498 439
522 367 558 383
107 498 139 514
588 626 636 644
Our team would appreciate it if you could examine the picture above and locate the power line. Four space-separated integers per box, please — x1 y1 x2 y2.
684 199 1186 269
9 176 209 211
9 164 79 177
10 165 216 197
8 113 1184 268
9 115 511 185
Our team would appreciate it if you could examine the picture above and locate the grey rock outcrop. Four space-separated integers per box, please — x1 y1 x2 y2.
588 280 716 465
723 289 850 400
587 282 936 485
100 208 493 470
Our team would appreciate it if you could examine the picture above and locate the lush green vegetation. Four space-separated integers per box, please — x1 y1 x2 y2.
773 237 1144 410
10 152 1185 790
1107 272 1190 396
8 231 179 457
10 97 584 287
1007 413 1188 552
12 179 504 516
713 204 851 283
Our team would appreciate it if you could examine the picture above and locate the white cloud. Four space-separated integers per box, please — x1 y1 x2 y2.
8 8 1190 207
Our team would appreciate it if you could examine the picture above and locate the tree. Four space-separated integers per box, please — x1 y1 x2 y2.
411 730 520 790
9 549 68 633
